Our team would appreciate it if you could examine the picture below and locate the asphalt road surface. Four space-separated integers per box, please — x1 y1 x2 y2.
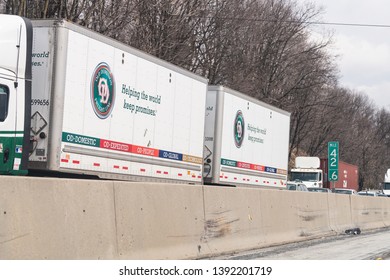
211 227 390 260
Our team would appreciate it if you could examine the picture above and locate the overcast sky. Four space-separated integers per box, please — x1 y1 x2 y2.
296 0 390 110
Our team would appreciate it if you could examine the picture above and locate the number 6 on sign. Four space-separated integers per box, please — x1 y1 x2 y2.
331 170 338 180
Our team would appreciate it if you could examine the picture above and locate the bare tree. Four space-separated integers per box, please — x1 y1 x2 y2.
1 0 135 37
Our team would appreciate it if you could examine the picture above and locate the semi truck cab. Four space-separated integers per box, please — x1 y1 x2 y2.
290 169 323 188
290 157 323 188
0 15 32 175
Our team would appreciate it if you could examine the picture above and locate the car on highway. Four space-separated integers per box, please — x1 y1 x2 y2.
287 181 308 191
358 190 378 197
308 187 332 193
333 188 358 195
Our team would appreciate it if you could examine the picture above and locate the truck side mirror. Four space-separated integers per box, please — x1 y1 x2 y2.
0 91 9 122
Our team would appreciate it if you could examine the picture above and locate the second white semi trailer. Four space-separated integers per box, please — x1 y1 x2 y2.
203 86 290 188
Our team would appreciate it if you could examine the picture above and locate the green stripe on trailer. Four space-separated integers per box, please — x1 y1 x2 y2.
0 131 24 136
62 132 100 147
0 131 24 134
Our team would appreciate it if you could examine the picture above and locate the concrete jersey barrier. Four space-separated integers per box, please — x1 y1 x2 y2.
1 176 390 259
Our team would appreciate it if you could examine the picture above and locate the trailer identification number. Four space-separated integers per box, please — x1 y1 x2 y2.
31 99 49 106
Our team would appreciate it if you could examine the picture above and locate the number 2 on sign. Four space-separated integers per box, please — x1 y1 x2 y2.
330 157 337 167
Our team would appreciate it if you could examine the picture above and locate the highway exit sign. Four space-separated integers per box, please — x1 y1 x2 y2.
328 141 339 181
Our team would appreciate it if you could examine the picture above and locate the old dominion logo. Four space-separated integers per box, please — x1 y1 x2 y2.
234 110 244 148
91 62 115 119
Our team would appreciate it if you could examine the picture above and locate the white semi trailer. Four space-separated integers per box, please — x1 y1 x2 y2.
203 86 290 188
0 15 207 183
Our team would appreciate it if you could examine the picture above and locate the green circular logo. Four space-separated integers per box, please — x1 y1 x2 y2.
234 110 244 148
91 62 115 119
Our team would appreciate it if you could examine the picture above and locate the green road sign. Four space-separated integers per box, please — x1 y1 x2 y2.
328 141 339 181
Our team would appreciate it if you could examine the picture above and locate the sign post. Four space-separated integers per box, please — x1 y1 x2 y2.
328 141 339 190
